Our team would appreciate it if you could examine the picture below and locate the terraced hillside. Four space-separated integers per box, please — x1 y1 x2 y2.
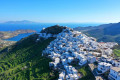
0 34 58 80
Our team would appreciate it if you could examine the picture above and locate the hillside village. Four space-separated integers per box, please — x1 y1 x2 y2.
36 26 120 80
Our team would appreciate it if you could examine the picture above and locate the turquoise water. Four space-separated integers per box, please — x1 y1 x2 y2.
0 23 102 41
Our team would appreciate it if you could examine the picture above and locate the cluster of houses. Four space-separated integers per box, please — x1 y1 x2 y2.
0 39 15 49
37 27 118 80
96 61 120 80
96 57 120 80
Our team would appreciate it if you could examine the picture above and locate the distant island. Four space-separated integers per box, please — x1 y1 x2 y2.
3 20 39 24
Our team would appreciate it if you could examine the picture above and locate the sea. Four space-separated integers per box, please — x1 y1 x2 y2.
0 23 102 41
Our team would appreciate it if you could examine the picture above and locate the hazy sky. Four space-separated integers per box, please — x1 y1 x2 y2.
0 0 120 23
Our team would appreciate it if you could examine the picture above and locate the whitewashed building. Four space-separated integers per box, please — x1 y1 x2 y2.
87 56 96 63
58 71 65 80
108 67 120 80
79 58 87 66
97 62 111 74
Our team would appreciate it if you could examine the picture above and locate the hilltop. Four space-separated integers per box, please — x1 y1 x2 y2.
74 22 120 43
41 25 67 34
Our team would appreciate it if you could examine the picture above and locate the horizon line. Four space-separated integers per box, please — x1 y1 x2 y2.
0 20 119 24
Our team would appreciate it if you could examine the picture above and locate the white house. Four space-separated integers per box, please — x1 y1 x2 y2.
68 57 74 63
87 56 96 63
59 71 65 80
73 74 79 80
79 58 87 66
108 67 120 80
72 52 78 57
77 54 85 60
101 55 108 62
62 59 68 65
38 33 54 39
72 68 78 74
104 48 113 56
55 58 60 63
66 73 78 80
93 52 101 57
97 62 111 74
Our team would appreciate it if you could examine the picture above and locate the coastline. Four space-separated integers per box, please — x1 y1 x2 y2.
0 29 36 49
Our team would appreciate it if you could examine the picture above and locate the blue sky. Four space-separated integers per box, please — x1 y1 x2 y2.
0 0 120 23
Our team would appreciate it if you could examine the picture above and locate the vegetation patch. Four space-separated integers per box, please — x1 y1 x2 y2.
78 65 95 80
113 45 120 58
0 34 58 80
114 49 120 57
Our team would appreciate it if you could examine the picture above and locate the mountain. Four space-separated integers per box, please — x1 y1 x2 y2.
74 22 120 43
4 20 38 24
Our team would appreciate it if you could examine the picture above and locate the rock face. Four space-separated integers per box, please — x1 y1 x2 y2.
36 26 117 80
